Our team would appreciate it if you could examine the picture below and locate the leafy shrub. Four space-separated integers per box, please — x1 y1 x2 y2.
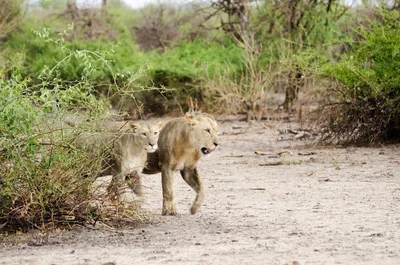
140 40 244 114
314 10 400 144
149 40 243 78
0 61 103 229
0 27 145 231
3 2 245 114
5 21 141 83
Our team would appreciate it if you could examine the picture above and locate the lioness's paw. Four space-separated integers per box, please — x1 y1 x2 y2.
162 203 177 215
162 209 177 215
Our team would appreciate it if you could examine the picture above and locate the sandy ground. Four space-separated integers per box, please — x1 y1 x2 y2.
1 119 400 265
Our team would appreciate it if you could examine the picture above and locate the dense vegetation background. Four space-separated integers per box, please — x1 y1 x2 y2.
0 0 399 229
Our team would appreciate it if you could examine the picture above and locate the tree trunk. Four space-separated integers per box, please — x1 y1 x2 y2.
237 0 249 41
283 70 303 111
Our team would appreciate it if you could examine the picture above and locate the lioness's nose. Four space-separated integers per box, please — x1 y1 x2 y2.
149 143 155 147
214 142 219 147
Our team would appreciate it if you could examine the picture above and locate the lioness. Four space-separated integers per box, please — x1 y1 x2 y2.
144 112 220 215
75 120 162 203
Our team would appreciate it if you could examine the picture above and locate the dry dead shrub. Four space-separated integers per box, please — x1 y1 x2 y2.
0 0 22 41
60 1 117 41
308 81 400 145
200 36 271 118
133 4 206 52
134 5 180 52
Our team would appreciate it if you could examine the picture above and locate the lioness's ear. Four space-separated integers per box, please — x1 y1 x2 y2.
155 121 163 129
185 113 197 126
129 121 141 133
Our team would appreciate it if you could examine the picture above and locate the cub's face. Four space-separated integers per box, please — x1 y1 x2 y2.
132 122 163 153
189 116 220 155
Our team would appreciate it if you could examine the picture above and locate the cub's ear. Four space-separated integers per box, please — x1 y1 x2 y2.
129 121 141 133
185 113 198 126
155 121 163 129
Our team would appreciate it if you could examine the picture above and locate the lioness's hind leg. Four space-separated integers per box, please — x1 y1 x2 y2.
161 166 177 215
180 167 204 215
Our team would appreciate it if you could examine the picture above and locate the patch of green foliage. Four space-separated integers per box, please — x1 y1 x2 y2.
149 40 243 79
317 10 400 144
0 58 102 230
4 3 243 114
4 20 142 84
139 40 243 114
0 26 144 231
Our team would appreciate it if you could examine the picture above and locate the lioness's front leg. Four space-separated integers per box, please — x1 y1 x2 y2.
161 166 177 215
125 171 144 200
180 167 204 214
109 174 135 203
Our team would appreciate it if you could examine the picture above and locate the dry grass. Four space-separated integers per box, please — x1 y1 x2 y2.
200 36 271 117
0 0 22 41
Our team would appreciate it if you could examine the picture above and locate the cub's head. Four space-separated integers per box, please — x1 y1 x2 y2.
186 113 220 155
131 121 163 153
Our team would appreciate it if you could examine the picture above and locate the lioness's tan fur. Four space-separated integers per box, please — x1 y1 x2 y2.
144 112 220 215
76 121 162 203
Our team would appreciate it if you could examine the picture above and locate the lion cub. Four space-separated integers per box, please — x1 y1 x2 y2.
144 112 220 215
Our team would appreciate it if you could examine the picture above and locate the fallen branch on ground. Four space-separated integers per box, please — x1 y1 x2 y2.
259 161 283 166
255 150 293 156
298 152 317 156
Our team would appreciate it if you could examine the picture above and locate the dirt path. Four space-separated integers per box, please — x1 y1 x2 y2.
1 120 400 265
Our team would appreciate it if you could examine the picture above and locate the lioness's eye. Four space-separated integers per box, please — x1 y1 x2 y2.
142 133 147 136
154 132 158 135
205 129 211 134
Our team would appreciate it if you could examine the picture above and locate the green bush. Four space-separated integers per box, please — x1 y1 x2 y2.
315 10 400 144
148 40 243 78
4 22 142 83
4 4 243 114
0 62 102 229
140 40 244 114
0 28 144 231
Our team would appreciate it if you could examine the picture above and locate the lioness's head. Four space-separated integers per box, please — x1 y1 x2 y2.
186 113 220 155
131 122 163 153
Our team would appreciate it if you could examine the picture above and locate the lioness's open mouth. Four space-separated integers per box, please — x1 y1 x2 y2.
201 147 210 155
201 146 217 155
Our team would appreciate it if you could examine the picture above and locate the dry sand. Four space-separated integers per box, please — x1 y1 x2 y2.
1 119 399 265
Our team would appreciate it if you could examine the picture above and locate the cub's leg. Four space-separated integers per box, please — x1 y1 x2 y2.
180 167 204 214
161 165 177 215
125 171 144 200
